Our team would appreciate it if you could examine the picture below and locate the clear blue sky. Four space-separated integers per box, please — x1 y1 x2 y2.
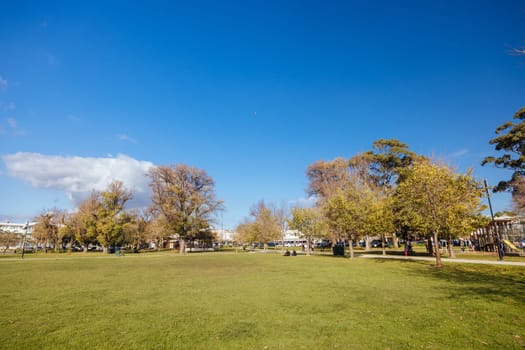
1 1 524 228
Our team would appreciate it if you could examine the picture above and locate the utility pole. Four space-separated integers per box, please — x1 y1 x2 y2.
483 180 501 258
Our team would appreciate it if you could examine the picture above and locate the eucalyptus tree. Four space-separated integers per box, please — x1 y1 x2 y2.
148 164 223 254
394 160 484 267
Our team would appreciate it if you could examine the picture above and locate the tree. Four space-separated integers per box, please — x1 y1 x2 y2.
355 138 419 189
122 209 152 252
248 200 281 250
0 231 18 254
394 161 484 267
148 164 223 254
306 158 350 200
96 181 133 253
288 206 323 255
512 175 525 214
482 107 525 196
33 209 66 252
72 191 101 252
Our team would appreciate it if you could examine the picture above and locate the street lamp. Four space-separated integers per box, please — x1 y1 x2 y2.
20 221 29 259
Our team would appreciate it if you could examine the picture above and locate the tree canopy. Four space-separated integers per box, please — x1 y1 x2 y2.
148 164 223 254
482 107 525 194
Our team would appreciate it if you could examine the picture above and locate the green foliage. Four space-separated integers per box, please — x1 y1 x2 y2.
393 161 485 266
355 138 421 188
482 107 525 192
95 181 132 250
288 206 324 255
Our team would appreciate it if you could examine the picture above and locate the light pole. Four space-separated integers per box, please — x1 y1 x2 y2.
20 221 29 259
483 180 501 258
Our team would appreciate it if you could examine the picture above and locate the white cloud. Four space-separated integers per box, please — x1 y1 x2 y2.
0 76 7 90
117 133 138 144
2 153 155 208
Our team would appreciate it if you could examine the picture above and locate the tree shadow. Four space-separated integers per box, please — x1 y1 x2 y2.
397 260 525 306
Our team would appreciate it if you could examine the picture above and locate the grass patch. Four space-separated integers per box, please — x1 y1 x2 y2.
0 253 524 349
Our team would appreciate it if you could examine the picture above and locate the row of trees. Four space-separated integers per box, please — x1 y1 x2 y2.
237 107 525 268
238 139 486 267
27 107 525 268
31 165 223 254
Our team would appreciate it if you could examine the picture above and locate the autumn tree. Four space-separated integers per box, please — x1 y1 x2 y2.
148 164 223 254
122 209 152 252
71 191 101 252
248 200 281 250
393 160 484 267
306 157 350 201
96 181 133 253
33 209 67 252
288 206 323 255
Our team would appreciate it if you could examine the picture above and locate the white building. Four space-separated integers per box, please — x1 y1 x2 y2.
0 222 36 237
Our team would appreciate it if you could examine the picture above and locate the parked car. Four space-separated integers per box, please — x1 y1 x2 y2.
371 240 387 248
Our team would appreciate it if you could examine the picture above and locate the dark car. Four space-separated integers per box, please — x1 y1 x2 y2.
371 240 388 248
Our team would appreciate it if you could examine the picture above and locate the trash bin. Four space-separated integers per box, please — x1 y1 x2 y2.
333 244 345 256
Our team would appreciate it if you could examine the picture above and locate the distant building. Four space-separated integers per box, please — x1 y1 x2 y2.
0 222 36 237
215 229 235 242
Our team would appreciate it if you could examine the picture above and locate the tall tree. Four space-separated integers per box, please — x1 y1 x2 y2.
482 107 525 209
306 158 350 201
73 191 101 252
394 161 484 267
96 181 133 253
248 200 281 250
357 138 419 189
148 164 223 254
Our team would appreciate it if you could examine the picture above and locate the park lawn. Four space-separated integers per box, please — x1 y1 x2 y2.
0 252 524 349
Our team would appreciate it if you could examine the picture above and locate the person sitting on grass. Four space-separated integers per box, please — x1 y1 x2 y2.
284 250 290 256
292 250 297 256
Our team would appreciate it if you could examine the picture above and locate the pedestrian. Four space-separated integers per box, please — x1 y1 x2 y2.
498 241 505 261
292 250 297 256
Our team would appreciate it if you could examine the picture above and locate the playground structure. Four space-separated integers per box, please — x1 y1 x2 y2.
470 216 525 254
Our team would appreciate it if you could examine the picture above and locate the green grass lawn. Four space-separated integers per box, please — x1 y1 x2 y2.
0 252 524 349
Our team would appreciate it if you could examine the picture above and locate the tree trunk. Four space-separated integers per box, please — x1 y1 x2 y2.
365 235 371 251
348 239 354 259
179 239 186 254
447 238 455 258
306 237 311 256
433 232 442 268
83 245 88 253
381 234 386 256
393 232 399 249
103 246 108 254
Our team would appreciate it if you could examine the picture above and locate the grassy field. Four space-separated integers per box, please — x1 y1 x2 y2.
0 252 524 349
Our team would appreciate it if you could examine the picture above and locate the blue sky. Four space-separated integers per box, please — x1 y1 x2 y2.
1 1 524 228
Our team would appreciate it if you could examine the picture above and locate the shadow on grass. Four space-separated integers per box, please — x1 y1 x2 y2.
394 259 525 306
